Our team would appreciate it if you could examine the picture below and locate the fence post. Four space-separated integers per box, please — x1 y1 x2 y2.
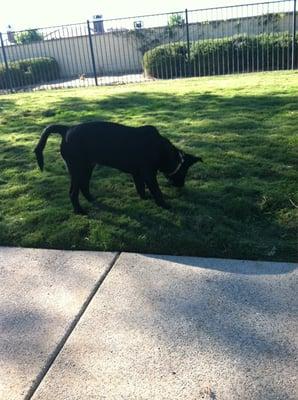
185 9 191 77
87 20 98 86
0 32 13 93
292 0 297 70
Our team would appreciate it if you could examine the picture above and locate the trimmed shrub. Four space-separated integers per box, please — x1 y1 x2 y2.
0 57 60 90
0 64 24 90
143 43 188 79
143 33 298 79
18 57 60 84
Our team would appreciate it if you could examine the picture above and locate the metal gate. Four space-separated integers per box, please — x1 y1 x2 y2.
0 0 296 93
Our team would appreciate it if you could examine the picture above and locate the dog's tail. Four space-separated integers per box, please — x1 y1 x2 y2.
34 124 69 171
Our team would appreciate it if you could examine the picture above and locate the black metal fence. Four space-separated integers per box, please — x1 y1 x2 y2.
0 0 297 93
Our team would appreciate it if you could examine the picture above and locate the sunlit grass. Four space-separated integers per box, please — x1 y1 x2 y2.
0 71 297 261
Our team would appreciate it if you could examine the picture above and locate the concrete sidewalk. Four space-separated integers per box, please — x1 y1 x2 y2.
0 247 297 400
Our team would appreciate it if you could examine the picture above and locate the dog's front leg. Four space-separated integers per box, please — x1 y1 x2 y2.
143 171 171 210
133 173 146 199
69 178 73 197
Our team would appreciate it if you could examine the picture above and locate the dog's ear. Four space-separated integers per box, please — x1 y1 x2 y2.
186 154 203 166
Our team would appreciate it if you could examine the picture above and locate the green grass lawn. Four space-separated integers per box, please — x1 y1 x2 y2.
0 71 297 261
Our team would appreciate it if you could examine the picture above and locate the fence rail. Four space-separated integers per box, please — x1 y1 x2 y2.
0 0 297 93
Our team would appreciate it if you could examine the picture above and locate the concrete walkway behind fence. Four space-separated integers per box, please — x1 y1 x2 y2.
0 247 297 400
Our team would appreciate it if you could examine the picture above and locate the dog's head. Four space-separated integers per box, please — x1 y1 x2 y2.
166 151 203 187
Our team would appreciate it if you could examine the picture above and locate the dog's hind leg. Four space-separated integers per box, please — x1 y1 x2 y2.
133 173 146 199
80 164 95 202
143 170 171 209
67 162 86 214
70 180 86 214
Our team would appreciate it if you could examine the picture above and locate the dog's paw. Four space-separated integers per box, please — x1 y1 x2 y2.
92 200 101 209
74 208 87 215
159 202 171 210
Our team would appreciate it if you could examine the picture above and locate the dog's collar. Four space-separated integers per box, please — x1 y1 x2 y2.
166 152 184 177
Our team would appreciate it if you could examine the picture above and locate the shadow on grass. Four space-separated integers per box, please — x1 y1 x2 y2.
0 98 16 110
0 89 297 261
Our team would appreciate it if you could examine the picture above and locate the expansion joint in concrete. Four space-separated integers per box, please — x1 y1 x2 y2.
24 251 121 400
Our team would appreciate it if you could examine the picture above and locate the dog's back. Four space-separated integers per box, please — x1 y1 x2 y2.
64 121 166 173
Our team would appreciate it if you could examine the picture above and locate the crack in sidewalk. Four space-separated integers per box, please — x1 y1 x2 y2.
24 251 121 400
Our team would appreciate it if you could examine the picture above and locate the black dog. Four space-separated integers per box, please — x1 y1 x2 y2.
34 122 202 214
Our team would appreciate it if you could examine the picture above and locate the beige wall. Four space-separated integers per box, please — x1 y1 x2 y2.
92 32 143 75
2 33 143 77
179 13 297 41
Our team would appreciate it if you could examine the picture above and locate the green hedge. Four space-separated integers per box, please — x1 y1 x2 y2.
0 57 60 90
143 33 298 79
